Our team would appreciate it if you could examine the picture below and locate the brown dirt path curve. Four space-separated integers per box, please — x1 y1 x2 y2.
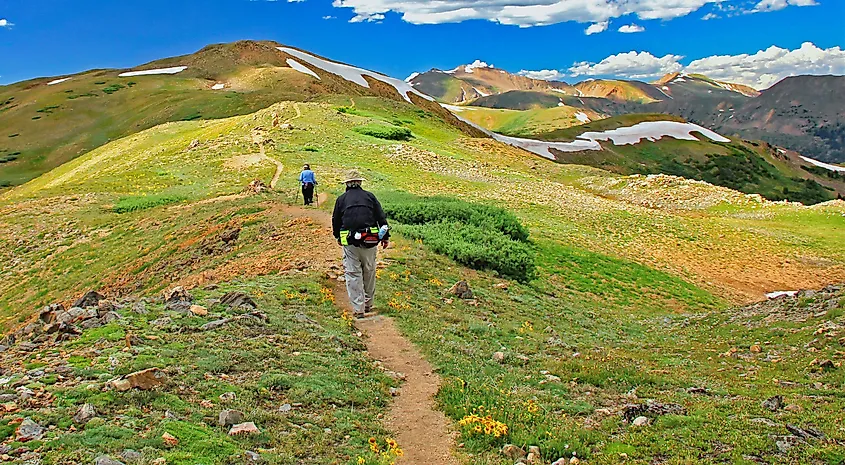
303 205 459 464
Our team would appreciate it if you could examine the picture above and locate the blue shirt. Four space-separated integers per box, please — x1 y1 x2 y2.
299 170 316 185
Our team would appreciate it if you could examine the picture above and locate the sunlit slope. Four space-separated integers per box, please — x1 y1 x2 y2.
3 97 844 328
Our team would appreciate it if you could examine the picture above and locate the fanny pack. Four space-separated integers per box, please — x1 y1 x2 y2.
341 227 380 248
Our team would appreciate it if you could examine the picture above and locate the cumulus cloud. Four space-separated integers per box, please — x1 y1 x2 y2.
685 42 845 88
618 23 645 33
349 12 385 22
0 19 13 27
528 42 845 89
569 51 684 80
584 21 609 35
330 0 729 27
518 69 568 80
753 0 818 12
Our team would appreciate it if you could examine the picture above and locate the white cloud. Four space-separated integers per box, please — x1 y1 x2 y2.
585 21 609 35
551 42 845 89
753 0 818 12
685 42 845 88
701 12 719 19
518 69 568 80
0 19 13 27
349 12 385 22
323 15 336 19
618 23 645 33
331 0 732 27
569 51 684 80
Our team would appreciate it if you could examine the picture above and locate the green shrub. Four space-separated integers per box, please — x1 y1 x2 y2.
353 124 413 141
381 192 529 242
396 222 536 281
113 194 186 213
382 193 535 281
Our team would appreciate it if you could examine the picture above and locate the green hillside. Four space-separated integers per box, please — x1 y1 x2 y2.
2 93 844 464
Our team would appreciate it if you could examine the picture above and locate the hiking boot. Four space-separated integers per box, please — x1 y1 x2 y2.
354 312 367 320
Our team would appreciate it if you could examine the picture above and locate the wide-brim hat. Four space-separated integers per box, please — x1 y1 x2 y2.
341 169 366 183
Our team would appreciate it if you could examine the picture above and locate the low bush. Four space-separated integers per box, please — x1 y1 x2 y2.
354 124 413 141
396 222 536 282
382 193 529 242
113 194 186 213
382 192 535 281
102 84 125 95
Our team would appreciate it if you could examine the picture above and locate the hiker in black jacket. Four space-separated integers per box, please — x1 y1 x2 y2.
332 169 390 318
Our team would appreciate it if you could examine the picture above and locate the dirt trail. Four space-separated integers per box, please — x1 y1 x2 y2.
304 206 459 465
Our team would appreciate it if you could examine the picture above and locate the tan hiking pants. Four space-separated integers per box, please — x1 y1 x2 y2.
342 245 378 314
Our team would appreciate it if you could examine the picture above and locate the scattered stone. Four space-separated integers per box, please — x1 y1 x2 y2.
73 403 97 424
245 450 262 463
190 305 208 316
220 227 241 245
622 401 686 421
750 344 762 353
201 319 231 331
492 351 505 363
389 387 400 397
750 418 780 427
110 368 165 391
786 424 825 441
502 444 526 459
220 291 257 309
150 317 172 328
279 403 292 413
132 301 147 314
776 437 799 453
120 450 142 463
551 459 568 465
493 282 509 290
229 422 260 436
762 395 783 412
784 404 803 413
73 290 104 308
632 416 650 427
686 387 708 394
97 299 116 316
81 318 103 330
152 459 166 465
246 179 269 194
570 458 581 465
448 280 473 299
39 304 65 324
101 312 122 324
15 418 45 442
219 392 237 402
162 432 179 447
219 409 245 427
95 456 126 465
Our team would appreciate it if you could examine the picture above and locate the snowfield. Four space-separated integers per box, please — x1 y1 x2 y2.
766 291 799 299
118 66 187 77
47 78 71 86
575 111 591 123
286 58 320 80
800 155 845 173
278 47 431 103
444 105 731 160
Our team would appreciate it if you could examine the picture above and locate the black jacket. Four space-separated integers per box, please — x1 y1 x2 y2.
332 186 389 239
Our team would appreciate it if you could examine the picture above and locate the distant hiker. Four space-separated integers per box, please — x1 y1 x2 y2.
332 169 390 318
298 164 317 206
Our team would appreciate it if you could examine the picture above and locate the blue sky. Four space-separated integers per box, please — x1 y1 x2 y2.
1 0 843 88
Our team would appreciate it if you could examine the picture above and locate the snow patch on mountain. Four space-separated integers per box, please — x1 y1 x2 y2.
286 58 320 80
211 83 225 90
800 156 845 173
575 112 591 123
473 87 490 97
278 47 431 103
47 78 71 86
405 72 420 82
119 66 187 77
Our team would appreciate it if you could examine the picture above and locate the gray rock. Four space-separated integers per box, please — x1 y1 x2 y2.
219 409 246 427
279 403 292 413
97 300 116 317
17 387 35 401
119 450 142 462
150 317 173 328
165 300 193 314
632 416 650 427
762 395 783 412
81 318 103 330
750 418 780 427
245 450 262 463
449 280 473 299
101 312 122 324
73 290 104 309
15 418 46 442
219 292 257 309
94 456 126 465
0 393 17 402
0 344 8 353
132 301 147 314
73 403 97 424
201 319 231 331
